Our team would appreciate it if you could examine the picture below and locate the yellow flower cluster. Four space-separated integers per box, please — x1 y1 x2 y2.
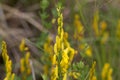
19 39 31 80
51 6 76 80
44 37 53 55
43 37 53 75
92 10 109 44
1 41 15 80
74 14 92 57
20 52 31 80
101 63 113 80
100 21 107 35
93 10 99 37
100 21 109 44
74 14 84 40
89 61 97 80
51 64 58 80
69 71 80 79
19 39 28 52
93 10 106 36
116 20 120 40
79 44 92 57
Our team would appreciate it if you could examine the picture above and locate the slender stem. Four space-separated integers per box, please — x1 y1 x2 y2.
30 60 36 80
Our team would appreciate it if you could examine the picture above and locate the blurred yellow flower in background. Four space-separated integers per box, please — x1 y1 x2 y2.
92 10 99 37
101 63 113 80
116 20 120 40
89 61 96 80
74 14 84 40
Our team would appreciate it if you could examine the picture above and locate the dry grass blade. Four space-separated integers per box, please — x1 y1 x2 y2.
1 3 55 40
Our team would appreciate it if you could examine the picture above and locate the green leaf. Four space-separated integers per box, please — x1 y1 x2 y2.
42 74 48 80
44 22 52 29
40 0 49 10
78 61 84 68
40 12 49 20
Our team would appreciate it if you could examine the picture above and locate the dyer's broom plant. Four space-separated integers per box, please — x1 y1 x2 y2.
92 10 109 44
74 14 92 57
19 39 31 80
92 10 99 37
51 6 76 80
116 20 120 40
43 37 54 78
89 61 97 80
101 63 113 80
1 41 15 80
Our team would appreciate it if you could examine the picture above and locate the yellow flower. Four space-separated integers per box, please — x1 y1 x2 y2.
19 39 25 52
74 14 84 32
64 32 68 39
20 53 31 80
11 73 15 80
68 47 75 62
79 43 86 50
2 41 9 62
63 73 67 80
101 63 110 79
43 37 54 75
24 47 29 51
27 68 31 75
54 36 61 55
20 58 25 73
79 43 92 57
92 76 97 80
51 55 58 80
85 46 92 57
101 32 109 44
4 72 11 80
69 72 80 79
57 14 63 27
51 65 58 80
1 41 15 80
25 52 30 65
63 32 70 48
51 6 76 80
44 37 53 55
89 61 96 80
52 18 56 24
20 52 31 75
6 60 12 73
19 39 31 77
52 54 57 65
100 21 107 35
60 49 69 74
101 63 113 80
92 10 99 37
74 14 84 40
25 52 31 75
108 68 113 80
54 43 58 55
116 20 120 40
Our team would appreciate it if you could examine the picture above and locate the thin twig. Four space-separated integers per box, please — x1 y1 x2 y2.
30 60 36 80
